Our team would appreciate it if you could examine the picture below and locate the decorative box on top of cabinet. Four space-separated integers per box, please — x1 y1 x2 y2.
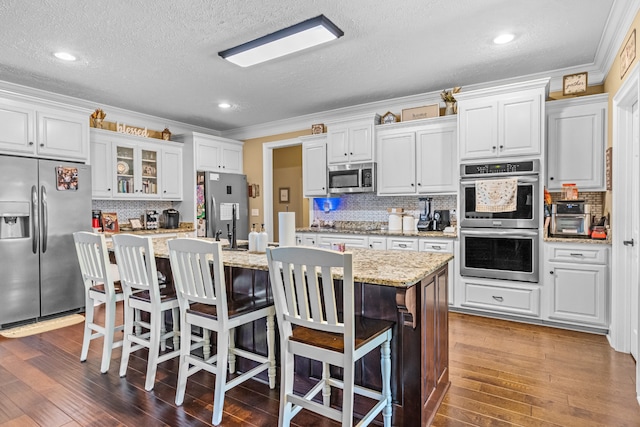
301 134 328 197
544 242 609 329
326 114 380 165
376 116 457 195
175 132 244 174
546 93 608 191
456 78 549 161
0 94 90 162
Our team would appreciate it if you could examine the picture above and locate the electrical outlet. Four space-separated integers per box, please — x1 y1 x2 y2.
251 208 259 217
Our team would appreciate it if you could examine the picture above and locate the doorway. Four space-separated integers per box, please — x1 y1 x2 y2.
271 145 307 241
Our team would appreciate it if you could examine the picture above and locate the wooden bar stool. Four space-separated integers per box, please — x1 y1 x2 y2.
73 231 124 373
112 234 180 391
168 238 276 426
266 246 394 427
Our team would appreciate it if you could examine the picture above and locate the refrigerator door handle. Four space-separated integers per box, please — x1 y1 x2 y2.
31 185 39 254
210 195 218 238
41 185 48 253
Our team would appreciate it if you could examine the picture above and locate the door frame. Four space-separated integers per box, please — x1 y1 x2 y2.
612 60 640 404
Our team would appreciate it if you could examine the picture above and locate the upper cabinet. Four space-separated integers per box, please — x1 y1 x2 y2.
456 79 549 161
178 132 243 174
0 95 89 162
90 128 183 200
326 114 380 165
546 93 608 191
301 134 328 197
376 117 457 195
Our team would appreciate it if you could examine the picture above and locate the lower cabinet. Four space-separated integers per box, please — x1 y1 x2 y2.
316 234 368 249
295 233 317 247
460 278 541 317
387 236 419 251
544 243 609 327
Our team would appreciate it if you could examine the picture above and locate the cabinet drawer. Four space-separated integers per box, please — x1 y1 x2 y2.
462 281 540 316
368 237 386 250
387 237 418 251
419 239 453 253
548 245 608 264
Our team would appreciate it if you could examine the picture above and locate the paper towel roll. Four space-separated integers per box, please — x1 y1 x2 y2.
278 212 296 247
388 213 403 232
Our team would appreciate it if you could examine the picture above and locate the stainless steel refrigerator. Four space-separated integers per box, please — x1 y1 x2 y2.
0 155 91 327
197 171 248 240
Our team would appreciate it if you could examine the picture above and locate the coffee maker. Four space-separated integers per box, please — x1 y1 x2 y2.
161 209 180 229
433 210 451 231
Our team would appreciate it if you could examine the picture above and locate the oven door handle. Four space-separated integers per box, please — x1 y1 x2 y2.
461 176 538 185
462 229 539 237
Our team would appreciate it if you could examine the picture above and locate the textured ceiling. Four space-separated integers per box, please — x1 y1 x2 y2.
0 0 626 132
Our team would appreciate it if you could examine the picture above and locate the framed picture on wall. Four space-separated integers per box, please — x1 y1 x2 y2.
279 187 290 203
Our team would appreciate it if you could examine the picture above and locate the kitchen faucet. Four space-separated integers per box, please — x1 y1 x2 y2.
228 204 237 249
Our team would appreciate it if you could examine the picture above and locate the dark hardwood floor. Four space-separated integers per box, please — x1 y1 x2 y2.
1 306 639 426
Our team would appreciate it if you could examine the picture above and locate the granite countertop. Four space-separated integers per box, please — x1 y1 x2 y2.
147 236 452 288
544 235 611 245
104 225 195 237
296 227 457 239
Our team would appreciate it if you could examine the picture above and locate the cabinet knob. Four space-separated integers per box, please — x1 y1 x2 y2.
350 152 353 155
322 187 325 190
107 188 111 192
550 271 554 274
417 182 421 186
550 177 554 180
28 141 34 146
499 145 504 149
492 146 497 150
222 165 225 168
369 244 373 248
163 190 167 193
411 183 414 187
344 153 347 156
40 143 44 147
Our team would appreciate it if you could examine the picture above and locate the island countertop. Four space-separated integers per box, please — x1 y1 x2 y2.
146 236 453 288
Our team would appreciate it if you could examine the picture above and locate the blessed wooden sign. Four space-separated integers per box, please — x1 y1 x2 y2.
116 122 149 137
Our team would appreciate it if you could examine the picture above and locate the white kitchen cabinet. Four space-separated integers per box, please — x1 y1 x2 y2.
90 129 183 200
296 233 317 247
377 117 457 195
420 238 455 305
0 96 89 161
301 134 328 197
160 145 183 200
456 79 548 161
90 136 113 198
317 234 368 249
326 114 380 165
387 236 419 251
544 242 609 327
176 132 243 174
460 278 541 317
546 93 608 191
367 236 386 250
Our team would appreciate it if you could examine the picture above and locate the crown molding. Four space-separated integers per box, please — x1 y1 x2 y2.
0 79 222 138
597 0 640 81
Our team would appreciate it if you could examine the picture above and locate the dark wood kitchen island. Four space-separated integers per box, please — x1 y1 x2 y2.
148 237 452 427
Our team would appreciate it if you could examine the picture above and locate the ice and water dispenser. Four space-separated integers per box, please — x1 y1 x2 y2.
0 201 30 239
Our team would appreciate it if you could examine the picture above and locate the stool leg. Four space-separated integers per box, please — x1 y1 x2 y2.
175 310 191 406
341 363 355 426
381 338 392 427
212 329 230 425
266 313 276 389
203 328 211 359
228 328 236 373
280 350 295 427
101 299 115 373
145 310 162 391
80 293 94 363
322 362 331 406
172 307 180 350
119 301 135 378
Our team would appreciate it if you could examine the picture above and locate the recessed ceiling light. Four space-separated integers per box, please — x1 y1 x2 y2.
493 34 515 45
54 52 77 61
218 103 232 109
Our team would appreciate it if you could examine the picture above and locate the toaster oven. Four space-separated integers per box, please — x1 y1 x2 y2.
550 201 591 238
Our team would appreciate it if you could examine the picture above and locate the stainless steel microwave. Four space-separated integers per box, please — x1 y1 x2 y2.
328 163 376 194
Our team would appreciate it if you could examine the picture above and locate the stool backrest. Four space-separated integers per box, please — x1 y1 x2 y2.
167 238 227 320
112 234 160 301
73 231 116 296
266 247 354 350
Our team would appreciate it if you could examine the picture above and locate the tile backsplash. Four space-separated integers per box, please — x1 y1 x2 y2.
92 200 174 225
312 193 457 224
549 191 605 219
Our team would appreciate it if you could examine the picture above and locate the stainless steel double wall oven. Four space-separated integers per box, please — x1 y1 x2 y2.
459 160 540 283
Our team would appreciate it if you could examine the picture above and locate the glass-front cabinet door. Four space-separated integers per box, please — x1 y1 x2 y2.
140 149 158 196
114 143 159 198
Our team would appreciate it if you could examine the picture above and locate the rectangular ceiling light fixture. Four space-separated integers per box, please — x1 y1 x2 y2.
218 15 344 67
